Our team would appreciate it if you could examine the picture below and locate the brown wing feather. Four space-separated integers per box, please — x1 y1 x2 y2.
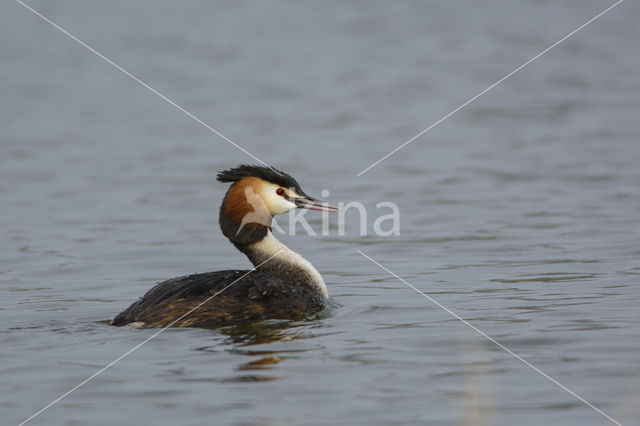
111 270 325 328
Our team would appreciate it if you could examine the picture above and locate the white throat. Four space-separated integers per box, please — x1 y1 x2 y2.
246 231 328 300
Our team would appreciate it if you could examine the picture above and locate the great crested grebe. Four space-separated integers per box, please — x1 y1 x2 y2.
111 164 339 328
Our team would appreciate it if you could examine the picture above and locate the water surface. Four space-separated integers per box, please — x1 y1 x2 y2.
2 1 639 425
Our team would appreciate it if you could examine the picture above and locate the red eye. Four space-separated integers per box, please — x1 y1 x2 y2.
276 188 285 196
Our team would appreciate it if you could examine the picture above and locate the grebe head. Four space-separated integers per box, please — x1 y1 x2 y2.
217 164 339 246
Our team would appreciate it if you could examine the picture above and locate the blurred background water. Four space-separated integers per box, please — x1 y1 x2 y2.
1 1 639 425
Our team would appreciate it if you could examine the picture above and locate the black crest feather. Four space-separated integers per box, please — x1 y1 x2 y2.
217 164 305 195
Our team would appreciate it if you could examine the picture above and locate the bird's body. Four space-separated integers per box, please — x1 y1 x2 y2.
111 165 338 329
110 269 325 328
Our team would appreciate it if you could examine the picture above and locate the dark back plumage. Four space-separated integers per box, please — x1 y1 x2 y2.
110 270 325 328
216 164 307 195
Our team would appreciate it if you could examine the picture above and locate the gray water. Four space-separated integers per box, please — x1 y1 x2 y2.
2 1 639 425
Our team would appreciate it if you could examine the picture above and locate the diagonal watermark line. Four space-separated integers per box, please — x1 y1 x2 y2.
357 249 622 426
18 249 284 426
15 0 277 172
356 0 624 176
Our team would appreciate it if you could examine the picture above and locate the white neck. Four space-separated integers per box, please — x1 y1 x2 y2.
245 231 328 300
